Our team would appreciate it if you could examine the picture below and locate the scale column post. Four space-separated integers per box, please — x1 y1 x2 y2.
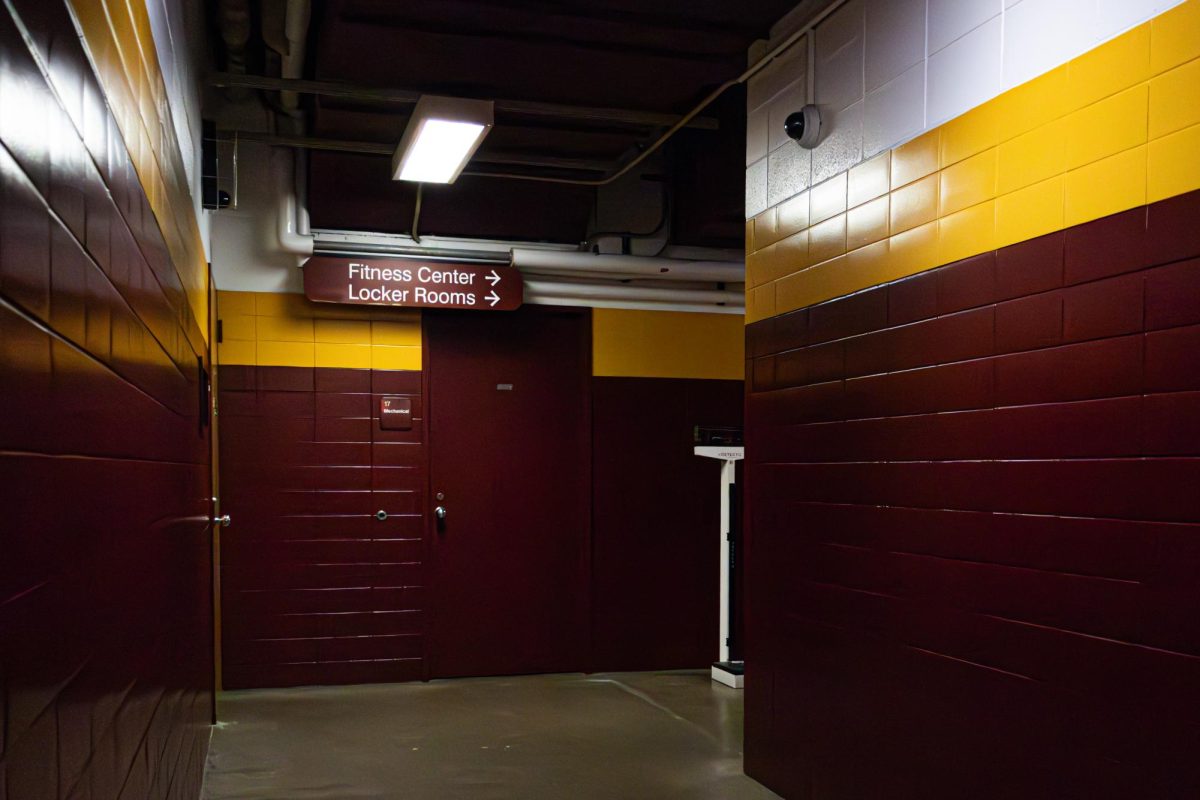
694 444 745 688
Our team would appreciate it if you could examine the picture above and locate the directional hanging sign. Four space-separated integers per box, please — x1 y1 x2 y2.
303 256 523 311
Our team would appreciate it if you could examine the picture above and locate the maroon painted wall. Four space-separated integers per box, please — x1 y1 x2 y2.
743 191 1200 798
0 2 213 798
591 377 743 671
218 366 426 689
217 363 745 687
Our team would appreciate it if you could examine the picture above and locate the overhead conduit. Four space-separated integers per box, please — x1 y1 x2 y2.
509 249 743 283
266 0 859 314
279 0 310 115
514 250 746 313
307 230 745 313
275 0 313 262
274 148 314 261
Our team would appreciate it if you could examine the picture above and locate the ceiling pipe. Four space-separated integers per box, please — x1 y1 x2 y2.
216 0 252 100
221 130 614 172
208 73 719 131
523 280 741 305
459 0 849 185
511 248 743 283
294 148 310 238
525 294 743 315
309 231 745 309
272 148 313 262
279 0 311 115
523 270 740 291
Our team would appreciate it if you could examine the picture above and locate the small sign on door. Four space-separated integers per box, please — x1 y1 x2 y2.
380 396 413 430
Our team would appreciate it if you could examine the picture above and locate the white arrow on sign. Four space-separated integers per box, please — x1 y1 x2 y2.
486 291 501 307
486 270 501 286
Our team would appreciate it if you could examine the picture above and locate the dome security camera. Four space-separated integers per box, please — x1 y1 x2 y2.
784 105 822 149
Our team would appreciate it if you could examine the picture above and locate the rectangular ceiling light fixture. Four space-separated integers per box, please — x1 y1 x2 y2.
392 95 494 184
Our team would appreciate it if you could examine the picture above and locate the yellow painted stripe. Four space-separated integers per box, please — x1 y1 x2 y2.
746 0 1200 323
68 0 210 341
593 308 744 380
216 291 423 370
221 293 745 379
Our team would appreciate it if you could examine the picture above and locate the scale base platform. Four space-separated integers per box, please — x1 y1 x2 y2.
711 660 745 689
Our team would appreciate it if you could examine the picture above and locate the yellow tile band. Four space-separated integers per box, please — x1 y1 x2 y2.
592 308 744 380
746 0 1200 323
219 294 745 380
69 0 211 341
216 291 423 371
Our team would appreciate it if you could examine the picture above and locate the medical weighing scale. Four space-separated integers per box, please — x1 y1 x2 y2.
694 427 744 689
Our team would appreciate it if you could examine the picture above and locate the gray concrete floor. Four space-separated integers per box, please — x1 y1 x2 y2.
202 670 780 799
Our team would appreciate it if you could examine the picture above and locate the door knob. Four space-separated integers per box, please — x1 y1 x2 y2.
375 510 388 521
213 514 231 528
434 506 447 520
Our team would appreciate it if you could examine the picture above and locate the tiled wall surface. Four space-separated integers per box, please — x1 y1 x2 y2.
213 296 746 685
746 0 1200 321
218 365 427 688
216 291 422 370
67 0 209 338
0 1 212 797
215 292 421 688
216 293 745 380
743 192 1200 797
747 0 1188 220
592 308 745 380
591 377 744 671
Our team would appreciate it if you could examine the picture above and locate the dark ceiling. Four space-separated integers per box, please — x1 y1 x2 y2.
222 0 802 246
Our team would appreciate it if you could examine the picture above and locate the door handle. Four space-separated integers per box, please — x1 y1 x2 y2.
435 506 447 520
213 514 231 528
375 510 388 521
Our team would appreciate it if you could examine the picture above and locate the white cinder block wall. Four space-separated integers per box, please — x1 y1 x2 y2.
746 0 1187 219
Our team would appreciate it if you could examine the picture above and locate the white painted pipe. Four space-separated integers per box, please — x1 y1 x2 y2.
523 279 742 305
525 294 744 315
273 148 314 260
524 270 743 292
280 0 310 113
511 248 744 283
295 149 310 236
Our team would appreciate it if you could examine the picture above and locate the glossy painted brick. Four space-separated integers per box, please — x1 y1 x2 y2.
1064 206 1149 284
845 306 994 377
747 22 1200 321
807 285 889 344
745 189 1200 799
1146 189 1200 266
936 251 997 313
1145 324 1200 393
989 397 1143 459
996 230 1065 300
1144 258 1200 330
995 290 1063 353
1 4 213 799
751 355 776 391
1143 391 1200 455
219 364 428 689
886 268 938 325
995 335 1143 406
1062 273 1145 342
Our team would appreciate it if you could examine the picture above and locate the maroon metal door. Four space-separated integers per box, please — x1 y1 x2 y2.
426 306 591 678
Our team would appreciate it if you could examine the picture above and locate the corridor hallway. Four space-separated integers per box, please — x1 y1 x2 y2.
202 672 778 800
3 0 1200 797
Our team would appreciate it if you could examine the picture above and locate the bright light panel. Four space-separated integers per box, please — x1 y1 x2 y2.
397 119 487 183
392 96 494 184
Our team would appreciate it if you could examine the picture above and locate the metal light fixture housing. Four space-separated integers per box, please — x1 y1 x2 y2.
392 95 495 184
